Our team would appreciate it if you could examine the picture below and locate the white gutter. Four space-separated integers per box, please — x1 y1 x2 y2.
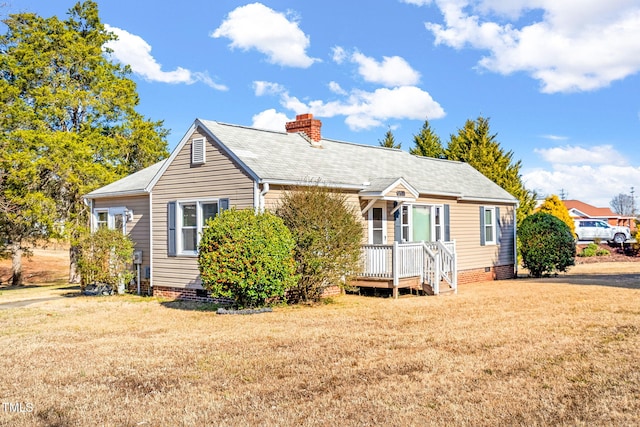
259 183 270 212
263 178 364 191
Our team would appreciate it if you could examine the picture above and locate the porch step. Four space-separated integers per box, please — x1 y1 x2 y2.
423 281 456 295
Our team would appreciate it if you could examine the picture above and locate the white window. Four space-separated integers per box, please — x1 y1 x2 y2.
177 200 220 254
368 206 387 244
95 210 109 229
482 207 497 245
93 207 128 234
400 204 444 242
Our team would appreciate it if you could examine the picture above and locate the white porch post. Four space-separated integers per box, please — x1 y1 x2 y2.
392 241 399 298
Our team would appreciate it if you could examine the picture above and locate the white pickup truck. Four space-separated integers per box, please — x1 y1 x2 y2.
574 219 631 244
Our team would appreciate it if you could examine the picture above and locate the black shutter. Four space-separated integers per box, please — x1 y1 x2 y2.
480 206 486 246
495 207 501 244
168 201 176 256
219 198 230 212
443 204 450 241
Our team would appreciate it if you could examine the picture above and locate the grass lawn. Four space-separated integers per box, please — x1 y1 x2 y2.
1 260 639 426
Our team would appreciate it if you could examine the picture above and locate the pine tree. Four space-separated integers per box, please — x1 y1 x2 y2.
410 119 445 158
378 129 401 149
0 1 169 285
537 195 576 236
446 117 536 225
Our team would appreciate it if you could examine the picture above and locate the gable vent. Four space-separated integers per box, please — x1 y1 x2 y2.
191 138 205 165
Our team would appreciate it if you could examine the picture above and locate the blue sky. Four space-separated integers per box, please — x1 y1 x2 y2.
3 0 640 207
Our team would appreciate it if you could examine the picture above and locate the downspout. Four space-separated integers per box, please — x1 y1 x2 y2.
513 207 518 279
259 183 270 213
149 192 153 295
253 181 260 214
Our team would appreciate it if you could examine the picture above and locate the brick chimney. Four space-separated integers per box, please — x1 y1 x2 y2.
285 113 322 144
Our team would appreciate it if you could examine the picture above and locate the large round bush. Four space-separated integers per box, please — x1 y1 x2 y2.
198 209 297 308
519 212 576 278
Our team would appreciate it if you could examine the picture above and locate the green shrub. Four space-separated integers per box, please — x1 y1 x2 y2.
276 185 364 303
578 242 610 257
77 227 134 290
520 212 576 277
198 209 297 308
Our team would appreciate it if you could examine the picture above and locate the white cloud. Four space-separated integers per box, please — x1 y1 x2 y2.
331 46 348 64
328 81 347 95
253 81 286 96
524 143 637 206
279 85 445 131
334 48 421 87
541 134 569 141
212 3 318 68
534 145 627 166
104 25 227 90
351 52 421 87
523 164 640 207
421 0 640 93
251 109 292 131
401 0 433 6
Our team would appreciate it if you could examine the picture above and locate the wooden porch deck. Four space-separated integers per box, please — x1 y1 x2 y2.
355 241 457 298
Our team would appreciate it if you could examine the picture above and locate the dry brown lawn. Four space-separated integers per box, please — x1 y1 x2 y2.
1 257 639 426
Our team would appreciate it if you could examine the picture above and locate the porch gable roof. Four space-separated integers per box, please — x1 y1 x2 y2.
359 177 420 200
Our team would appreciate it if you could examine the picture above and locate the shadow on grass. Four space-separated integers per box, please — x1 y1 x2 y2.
519 273 640 290
160 300 225 312
0 284 43 292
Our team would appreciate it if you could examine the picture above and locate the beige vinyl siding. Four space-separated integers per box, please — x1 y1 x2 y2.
386 196 515 271
93 195 150 271
450 201 515 271
152 127 255 289
387 183 413 197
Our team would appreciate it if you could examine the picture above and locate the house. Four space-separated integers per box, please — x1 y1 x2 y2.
84 114 518 300
562 199 636 231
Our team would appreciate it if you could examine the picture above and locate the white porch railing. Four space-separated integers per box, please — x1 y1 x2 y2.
359 241 457 296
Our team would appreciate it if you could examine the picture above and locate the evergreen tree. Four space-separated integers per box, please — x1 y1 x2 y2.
0 1 169 285
446 116 536 225
410 119 445 158
537 194 576 236
378 128 401 149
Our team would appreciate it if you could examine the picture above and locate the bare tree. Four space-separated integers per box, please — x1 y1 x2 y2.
610 193 634 216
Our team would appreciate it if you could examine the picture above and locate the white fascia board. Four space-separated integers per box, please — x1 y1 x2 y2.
262 178 364 191
83 189 149 200
144 119 262 192
459 196 518 204
195 119 261 182
145 122 197 192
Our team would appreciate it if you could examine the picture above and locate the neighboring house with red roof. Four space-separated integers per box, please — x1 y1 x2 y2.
562 199 636 231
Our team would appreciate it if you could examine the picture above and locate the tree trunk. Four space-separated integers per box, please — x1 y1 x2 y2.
10 242 23 286
69 244 81 283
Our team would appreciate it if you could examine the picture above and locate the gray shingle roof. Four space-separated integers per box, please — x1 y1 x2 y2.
199 120 517 203
86 119 517 204
85 159 167 198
